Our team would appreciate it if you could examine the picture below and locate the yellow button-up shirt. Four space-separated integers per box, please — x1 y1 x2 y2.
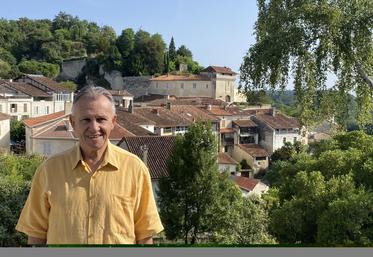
16 142 163 244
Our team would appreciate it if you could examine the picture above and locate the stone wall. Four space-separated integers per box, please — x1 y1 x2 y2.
121 76 152 97
60 59 86 80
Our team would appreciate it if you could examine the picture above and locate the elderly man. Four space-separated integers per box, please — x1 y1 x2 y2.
16 86 163 244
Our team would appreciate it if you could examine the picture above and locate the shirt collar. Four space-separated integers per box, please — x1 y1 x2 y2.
71 141 119 171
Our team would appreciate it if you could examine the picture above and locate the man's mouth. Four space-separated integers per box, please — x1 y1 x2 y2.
88 135 102 139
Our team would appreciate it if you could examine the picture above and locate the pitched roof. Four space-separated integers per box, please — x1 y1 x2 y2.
23 111 66 127
255 112 299 129
231 175 260 192
203 106 233 116
140 97 228 107
108 90 133 97
201 66 237 75
150 74 210 81
237 144 269 157
169 105 219 122
218 152 238 165
232 119 258 128
220 128 234 133
22 74 72 93
115 107 156 136
134 107 191 127
118 136 176 179
0 112 10 121
4 82 50 97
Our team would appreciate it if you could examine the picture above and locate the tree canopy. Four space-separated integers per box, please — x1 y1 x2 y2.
240 0 373 128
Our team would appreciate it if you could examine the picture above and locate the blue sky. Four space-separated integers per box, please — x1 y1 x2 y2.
0 0 258 74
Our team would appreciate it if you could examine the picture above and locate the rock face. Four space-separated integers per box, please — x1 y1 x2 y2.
121 76 152 97
60 59 86 80
104 70 124 90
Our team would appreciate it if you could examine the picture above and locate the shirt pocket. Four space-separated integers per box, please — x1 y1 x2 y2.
108 195 135 236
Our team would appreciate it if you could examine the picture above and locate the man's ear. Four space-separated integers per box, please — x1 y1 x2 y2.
112 115 117 126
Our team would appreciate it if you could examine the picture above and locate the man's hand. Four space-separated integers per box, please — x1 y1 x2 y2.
136 236 153 244
28 236 47 245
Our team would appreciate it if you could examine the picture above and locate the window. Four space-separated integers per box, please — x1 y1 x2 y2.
206 84 209 89
10 104 17 113
293 137 297 143
46 106 50 114
35 106 39 114
156 82 158 88
193 83 196 89
163 127 172 134
283 137 287 143
24 103 27 112
0 104 2 112
181 83 184 89
256 156 266 161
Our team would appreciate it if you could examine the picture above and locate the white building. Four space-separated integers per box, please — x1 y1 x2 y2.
0 112 10 153
149 66 241 103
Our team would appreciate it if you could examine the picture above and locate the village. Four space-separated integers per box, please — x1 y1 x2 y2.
0 65 310 201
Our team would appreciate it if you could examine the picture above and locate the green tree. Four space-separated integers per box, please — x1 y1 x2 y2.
177 45 193 58
158 122 239 244
10 120 25 143
59 80 77 91
0 59 11 78
240 0 373 129
168 37 176 62
18 59 59 78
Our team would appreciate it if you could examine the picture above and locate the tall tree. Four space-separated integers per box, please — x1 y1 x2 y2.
240 0 373 128
158 122 240 244
168 36 176 62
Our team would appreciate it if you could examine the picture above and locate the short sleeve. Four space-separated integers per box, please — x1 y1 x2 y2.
16 164 50 239
134 163 164 241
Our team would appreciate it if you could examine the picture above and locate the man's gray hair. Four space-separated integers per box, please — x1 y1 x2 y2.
71 86 116 114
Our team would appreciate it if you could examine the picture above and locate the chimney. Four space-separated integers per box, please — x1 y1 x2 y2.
152 108 160 116
64 101 73 115
166 102 171 110
140 145 148 166
271 107 276 117
128 100 133 113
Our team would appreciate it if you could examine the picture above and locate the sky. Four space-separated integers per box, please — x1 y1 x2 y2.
0 0 258 76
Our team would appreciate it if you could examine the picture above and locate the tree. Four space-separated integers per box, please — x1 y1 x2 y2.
168 37 176 62
240 0 373 128
59 80 77 91
10 120 25 143
158 122 240 244
18 59 59 78
177 45 193 58
0 59 11 78
267 131 373 244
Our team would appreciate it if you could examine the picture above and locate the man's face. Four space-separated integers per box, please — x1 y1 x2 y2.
70 95 117 154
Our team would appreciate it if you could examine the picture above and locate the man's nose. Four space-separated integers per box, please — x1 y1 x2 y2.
89 120 100 130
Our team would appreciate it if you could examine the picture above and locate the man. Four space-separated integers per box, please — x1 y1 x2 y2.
16 86 163 244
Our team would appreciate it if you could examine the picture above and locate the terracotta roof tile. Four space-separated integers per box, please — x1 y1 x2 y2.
4 82 51 97
134 107 191 127
150 74 210 81
232 119 258 128
237 144 269 157
218 152 238 165
255 112 299 129
22 75 72 93
169 105 219 122
118 136 176 179
204 106 233 116
23 111 66 127
220 128 234 133
231 175 260 191
201 66 237 75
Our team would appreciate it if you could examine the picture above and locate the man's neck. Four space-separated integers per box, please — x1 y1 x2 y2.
81 144 108 173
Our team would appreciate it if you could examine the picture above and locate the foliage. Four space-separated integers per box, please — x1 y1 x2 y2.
240 0 373 129
10 120 25 143
18 59 59 78
0 153 44 246
267 131 373 244
0 59 11 78
59 80 77 91
158 122 241 244
168 37 176 62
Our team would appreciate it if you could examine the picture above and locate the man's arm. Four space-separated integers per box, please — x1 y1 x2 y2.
136 236 153 244
28 236 47 245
